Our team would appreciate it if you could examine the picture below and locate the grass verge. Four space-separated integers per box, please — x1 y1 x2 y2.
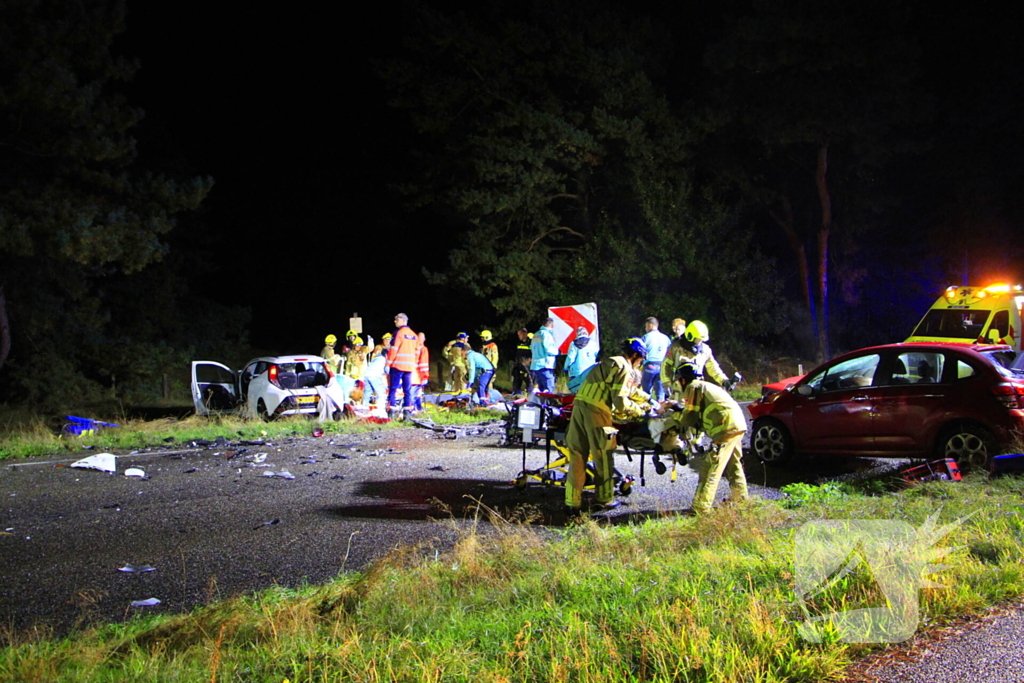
1 475 1022 682
0 404 506 461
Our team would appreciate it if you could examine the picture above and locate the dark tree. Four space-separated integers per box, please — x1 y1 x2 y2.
381 0 781 349
0 0 225 404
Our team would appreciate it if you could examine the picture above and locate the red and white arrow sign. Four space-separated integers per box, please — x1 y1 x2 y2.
548 302 599 354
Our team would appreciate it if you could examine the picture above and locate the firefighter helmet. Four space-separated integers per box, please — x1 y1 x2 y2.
480 330 493 341
622 338 648 359
324 334 337 345
675 362 700 383
684 320 709 343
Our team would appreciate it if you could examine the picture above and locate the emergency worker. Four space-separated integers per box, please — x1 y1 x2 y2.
512 328 533 396
530 318 559 394
410 332 430 412
641 317 671 401
660 320 733 399
480 330 499 394
362 345 388 406
660 362 748 514
565 326 598 394
563 338 648 515
343 330 368 381
321 334 343 375
464 345 495 405
386 313 419 417
443 332 471 392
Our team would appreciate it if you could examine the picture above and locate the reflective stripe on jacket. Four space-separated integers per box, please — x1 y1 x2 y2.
574 356 633 414
674 379 746 441
387 326 419 372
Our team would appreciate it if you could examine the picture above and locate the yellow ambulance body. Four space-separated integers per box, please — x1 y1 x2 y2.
906 284 1024 352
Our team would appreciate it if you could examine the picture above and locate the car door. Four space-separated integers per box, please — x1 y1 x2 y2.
790 353 882 453
191 361 239 415
870 349 949 454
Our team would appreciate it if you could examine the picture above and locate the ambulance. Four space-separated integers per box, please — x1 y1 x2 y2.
906 284 1024 353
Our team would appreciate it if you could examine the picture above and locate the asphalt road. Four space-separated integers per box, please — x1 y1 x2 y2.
0 417 911 636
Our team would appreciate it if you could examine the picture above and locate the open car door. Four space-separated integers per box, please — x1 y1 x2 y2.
191 361 239 415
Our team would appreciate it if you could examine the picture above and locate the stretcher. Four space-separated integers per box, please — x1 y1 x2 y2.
506 391 683 493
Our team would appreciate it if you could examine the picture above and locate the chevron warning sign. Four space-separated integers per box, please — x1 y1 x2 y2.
548 302 599 354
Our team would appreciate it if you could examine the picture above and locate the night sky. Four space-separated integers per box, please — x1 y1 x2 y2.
115 1 1024 355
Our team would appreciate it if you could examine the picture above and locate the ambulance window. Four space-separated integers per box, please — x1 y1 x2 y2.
988 310 1009 340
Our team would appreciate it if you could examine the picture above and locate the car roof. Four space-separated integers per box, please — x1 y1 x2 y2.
246 355 328 364
830 342 1011 358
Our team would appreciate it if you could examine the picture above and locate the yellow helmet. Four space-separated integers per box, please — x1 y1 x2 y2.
480 330 493 341
346 329 358 338
382 332 393 341
685 320 709 343
324 334 337 344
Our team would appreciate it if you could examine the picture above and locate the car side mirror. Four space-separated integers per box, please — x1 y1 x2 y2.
796 385 815 397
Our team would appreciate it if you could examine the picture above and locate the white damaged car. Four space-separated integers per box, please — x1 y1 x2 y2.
191 355 351 420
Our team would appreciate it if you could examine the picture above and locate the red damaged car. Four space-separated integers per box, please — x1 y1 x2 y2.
747 343 1024 467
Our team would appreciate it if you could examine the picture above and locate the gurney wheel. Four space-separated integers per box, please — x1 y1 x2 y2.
618 476 634 496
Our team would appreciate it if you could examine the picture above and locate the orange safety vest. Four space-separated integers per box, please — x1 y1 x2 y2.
415 345 431 384
387 326 419 372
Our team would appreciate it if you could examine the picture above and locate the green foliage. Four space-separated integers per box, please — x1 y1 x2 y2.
779 481 850 509
381 0 783 347
0 0 243 407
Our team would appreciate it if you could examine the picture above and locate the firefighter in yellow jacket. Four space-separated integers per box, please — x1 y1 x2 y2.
660 320 733 398
564 338 648 514
661 362 748 514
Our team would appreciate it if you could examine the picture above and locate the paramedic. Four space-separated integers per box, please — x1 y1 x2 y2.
530 319 559 394
640 317 671 401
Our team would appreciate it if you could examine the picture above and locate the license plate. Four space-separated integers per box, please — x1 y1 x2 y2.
295 395 318 405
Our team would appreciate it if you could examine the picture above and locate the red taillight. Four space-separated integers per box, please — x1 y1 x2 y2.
268 364 279 387
992 383 1024 408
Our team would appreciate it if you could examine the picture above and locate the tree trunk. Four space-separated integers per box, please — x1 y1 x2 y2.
814 144 832 360
0 286 10 373
769 195 817 341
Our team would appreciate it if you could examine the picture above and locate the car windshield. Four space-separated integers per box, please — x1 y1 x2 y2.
984 349 1024 378
911 309 990 340
805 354 881 392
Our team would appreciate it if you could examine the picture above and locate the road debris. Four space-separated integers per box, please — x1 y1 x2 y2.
263 470 295 480
253 518 281 530
124 468 145 477
118 563 156 573
130 598 161 607
70 453 117 473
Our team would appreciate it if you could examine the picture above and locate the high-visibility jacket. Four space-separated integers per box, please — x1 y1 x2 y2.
661 338 727 388
414 345 430 385
529 326 558 371
671 379 746 442
387 326 419 372
443 340 468 369
574 356 639 415
466 350 494 385
482 341 499 369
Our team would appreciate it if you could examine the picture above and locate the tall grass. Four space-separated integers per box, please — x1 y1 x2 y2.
2 475 1023 682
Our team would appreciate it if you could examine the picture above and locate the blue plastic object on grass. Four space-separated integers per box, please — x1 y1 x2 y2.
63 416 121 437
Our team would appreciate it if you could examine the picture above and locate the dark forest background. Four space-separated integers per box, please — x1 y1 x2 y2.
1 0 1020 410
